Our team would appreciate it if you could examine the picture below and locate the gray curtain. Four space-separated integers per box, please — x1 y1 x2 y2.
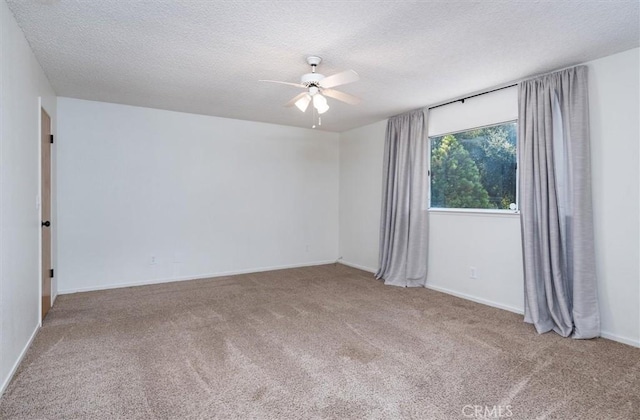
376 109 429 287
519 66 599 338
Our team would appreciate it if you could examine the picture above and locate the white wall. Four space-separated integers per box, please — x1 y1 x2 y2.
0 0 57 394
589 48 640 346
426 212 524 313
338 48 640 346
428 86 518 136
56 98 339 293
338 120 386 271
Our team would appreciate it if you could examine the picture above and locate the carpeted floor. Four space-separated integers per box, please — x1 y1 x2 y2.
0 264 638 419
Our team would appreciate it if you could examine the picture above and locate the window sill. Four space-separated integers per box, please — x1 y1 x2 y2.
428 208 520 217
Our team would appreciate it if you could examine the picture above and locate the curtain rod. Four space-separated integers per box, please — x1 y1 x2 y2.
415 64 581 114
428 83 518 110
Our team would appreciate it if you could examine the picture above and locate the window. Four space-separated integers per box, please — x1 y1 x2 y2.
429 121 517 211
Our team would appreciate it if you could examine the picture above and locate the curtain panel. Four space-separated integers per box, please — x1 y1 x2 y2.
519 66 600 338
376 109 429 287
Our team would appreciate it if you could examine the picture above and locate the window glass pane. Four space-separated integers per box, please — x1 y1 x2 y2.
430 121 517 210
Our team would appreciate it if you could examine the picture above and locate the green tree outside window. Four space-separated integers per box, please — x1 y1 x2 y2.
430 122 517 210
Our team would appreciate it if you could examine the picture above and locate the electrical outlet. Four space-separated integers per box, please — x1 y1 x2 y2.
150 255 157 265
470 266 477 279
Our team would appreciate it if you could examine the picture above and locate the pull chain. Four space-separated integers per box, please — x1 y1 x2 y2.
310 95 323 128
312 105 316 129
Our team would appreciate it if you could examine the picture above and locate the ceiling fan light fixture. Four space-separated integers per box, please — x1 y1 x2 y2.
295 94 311 112
313 93 329 114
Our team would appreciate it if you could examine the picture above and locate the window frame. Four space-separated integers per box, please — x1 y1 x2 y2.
427 119 519 215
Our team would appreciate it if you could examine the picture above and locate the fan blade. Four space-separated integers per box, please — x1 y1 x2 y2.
319 70 359 89
285 92 310 111
259 80 305 88
322 89 361 105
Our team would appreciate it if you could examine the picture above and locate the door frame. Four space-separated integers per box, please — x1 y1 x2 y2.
39 100 53 323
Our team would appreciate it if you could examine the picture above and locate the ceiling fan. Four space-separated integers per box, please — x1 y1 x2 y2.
260 56 361 115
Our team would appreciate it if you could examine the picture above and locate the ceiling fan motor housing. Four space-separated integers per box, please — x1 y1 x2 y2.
301 72 325 87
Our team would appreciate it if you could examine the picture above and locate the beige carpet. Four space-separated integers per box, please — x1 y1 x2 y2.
1 264 638 419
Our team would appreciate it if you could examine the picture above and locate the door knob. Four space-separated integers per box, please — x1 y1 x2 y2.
41 221 51 227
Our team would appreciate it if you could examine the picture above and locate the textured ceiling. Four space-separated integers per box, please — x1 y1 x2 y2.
6 0 640 132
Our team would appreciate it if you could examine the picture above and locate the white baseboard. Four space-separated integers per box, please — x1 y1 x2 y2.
423 284 639 348
339 261 524 314
424 283 525 315
57 260 337 295
1 324 39 397
600 331 640 348
338 260 377 274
